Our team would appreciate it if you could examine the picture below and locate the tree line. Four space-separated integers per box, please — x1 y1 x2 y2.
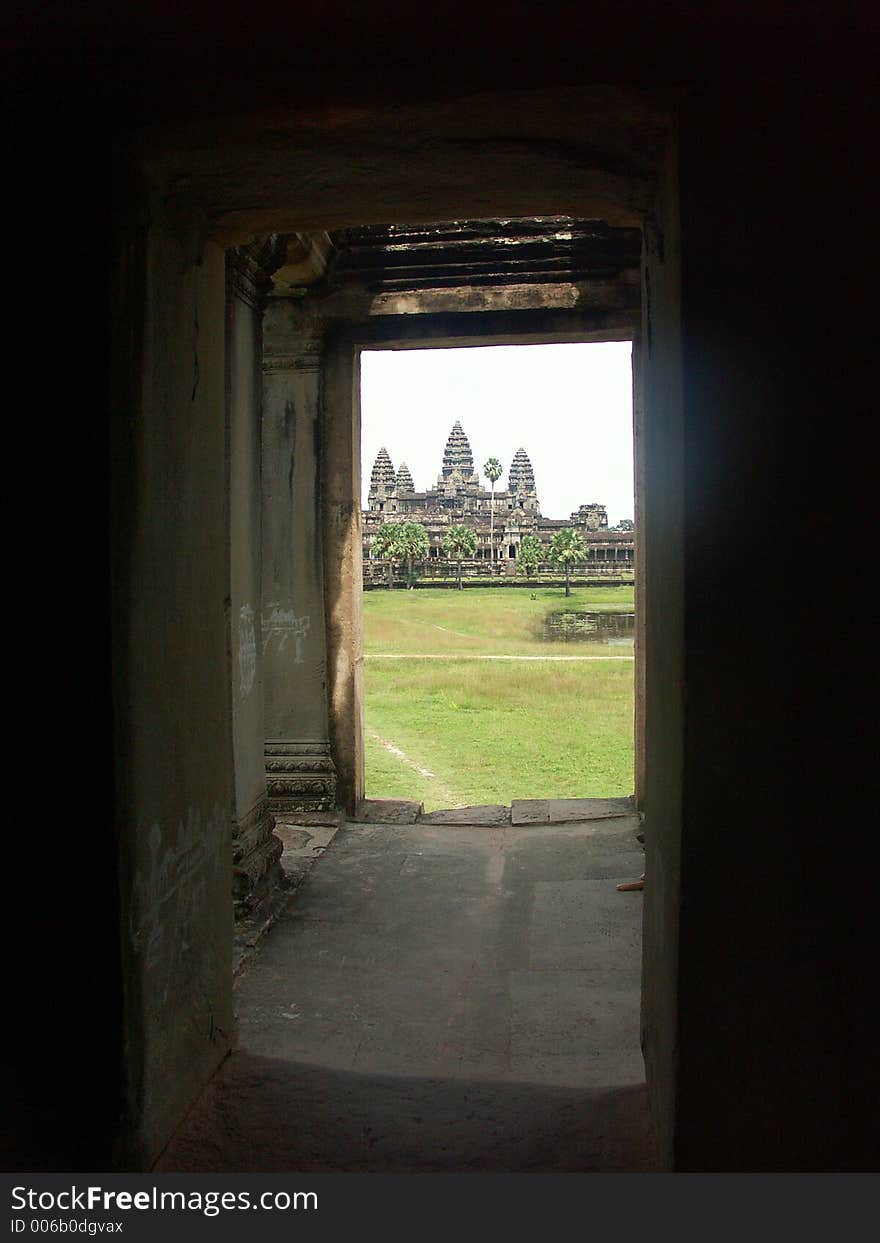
368 455 627 595
369 520 592 595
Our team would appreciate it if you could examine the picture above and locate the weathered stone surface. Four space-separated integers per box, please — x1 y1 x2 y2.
275 810 343 829
261 304 336 815
277 822 340 889
264 740 337 814
353 798 423 824
511 796 635 825
226 235 286 309
232 795 283 915
273 827 313 851
419 805 511 826
233 819 342 977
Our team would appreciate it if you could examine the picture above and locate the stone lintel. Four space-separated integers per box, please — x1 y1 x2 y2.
314 273 639 322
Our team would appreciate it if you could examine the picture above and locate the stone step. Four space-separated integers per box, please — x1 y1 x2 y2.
510 796 635 826
352 798 424 824
418 804 511 826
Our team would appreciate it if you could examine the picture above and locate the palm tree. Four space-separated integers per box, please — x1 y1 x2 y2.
395 520 429 588
517 534 543 578
483 456 503 566
548 527 587 597
442 524 478 590
372 522 401 589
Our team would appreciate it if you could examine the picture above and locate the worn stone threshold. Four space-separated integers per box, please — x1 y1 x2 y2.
351 795 635 827
235 797 638 968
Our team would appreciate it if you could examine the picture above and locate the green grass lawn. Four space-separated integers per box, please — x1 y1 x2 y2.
364 587 635 810
363 584 634 656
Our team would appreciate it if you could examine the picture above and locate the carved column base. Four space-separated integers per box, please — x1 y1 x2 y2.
265 740 337 814
232 794 283 916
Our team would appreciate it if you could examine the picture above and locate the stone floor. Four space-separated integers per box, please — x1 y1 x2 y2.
159 811 655 1172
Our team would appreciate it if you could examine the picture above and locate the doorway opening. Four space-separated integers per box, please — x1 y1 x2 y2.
164 208 657 1173
359 340 636 814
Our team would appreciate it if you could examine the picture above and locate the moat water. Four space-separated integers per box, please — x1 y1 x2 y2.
541 611 635 645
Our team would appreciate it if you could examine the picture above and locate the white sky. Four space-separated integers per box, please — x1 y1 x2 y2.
360 341 634 525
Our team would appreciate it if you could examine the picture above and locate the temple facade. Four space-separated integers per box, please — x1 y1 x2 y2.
364 421 634 579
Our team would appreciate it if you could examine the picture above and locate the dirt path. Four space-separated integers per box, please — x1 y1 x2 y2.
389 617 473 640
368 728 435 778
366 727 463 807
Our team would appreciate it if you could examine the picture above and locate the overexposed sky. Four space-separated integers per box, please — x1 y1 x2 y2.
360 342 634 525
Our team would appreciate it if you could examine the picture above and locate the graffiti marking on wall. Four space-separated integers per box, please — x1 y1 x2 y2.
262 606 310 663
129 804 225 1006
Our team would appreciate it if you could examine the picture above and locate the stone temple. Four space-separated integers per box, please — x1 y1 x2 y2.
364 420 634 575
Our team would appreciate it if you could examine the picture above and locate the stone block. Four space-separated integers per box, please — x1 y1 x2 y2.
510 796 635 825
419 805 511 826
352 798 424 824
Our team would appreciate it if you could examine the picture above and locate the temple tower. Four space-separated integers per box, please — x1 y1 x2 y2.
368 446 396 510
395 462 414 493
437 421 480 493
507 447 540 513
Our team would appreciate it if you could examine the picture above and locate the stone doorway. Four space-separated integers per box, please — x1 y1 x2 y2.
357 336 637 815
281 217 646 820
105 85 685 1169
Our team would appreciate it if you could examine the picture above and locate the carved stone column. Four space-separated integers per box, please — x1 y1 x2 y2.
262 304 337 814
226 238 286 913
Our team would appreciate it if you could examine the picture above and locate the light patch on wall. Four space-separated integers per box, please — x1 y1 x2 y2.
238 604 257 698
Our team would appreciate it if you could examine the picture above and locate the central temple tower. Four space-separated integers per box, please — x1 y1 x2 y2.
437 420 480 494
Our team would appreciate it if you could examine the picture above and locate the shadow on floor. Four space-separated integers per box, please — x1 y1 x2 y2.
161 816 653 1172
158 1052 656 1172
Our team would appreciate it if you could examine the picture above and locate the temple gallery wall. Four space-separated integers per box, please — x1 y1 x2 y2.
11 9 874 1175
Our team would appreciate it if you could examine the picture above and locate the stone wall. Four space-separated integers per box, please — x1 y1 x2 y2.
226 244 284 912
111 213 235 1167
